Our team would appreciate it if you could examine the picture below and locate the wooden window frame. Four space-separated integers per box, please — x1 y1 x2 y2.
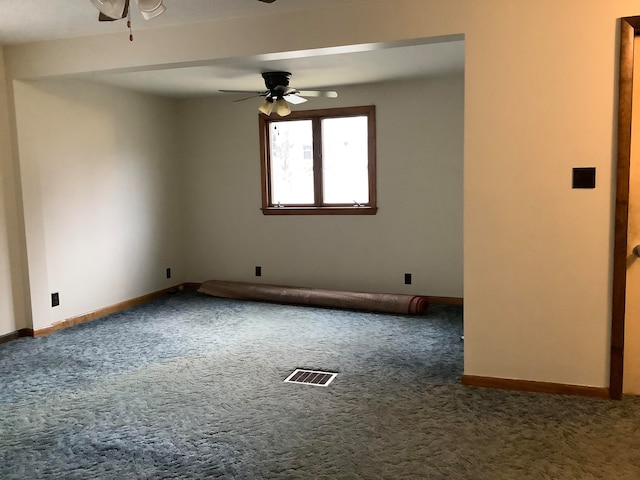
259 105 377 215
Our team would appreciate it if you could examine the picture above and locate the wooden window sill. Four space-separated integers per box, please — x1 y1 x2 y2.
261 206 378 216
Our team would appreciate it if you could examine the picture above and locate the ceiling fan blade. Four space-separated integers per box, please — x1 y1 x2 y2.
271 85 298 97
98 12 119 21
138 0 166 20
92 0 129 21
232 94 265 103
297 90 339 98
285 94 307 105
220 90 267 95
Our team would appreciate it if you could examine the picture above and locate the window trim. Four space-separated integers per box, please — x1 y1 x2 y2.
259 105 377 215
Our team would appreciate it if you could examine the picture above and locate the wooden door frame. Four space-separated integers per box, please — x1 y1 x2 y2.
612 16 640 400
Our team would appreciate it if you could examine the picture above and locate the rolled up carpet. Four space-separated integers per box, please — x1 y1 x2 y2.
198 280 429 315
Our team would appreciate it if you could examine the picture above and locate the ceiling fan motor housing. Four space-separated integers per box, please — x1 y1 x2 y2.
262 71 292 91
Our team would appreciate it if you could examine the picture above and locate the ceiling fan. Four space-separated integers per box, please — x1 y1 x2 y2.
221 71 338 116
90 0 277 22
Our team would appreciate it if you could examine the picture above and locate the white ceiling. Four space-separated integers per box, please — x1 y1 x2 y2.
0 0 465 98
0 0 367 45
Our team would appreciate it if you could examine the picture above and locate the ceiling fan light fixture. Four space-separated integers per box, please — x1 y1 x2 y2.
91 0 128 19
138 0 166 20
275 98 291 117
258 99 274 115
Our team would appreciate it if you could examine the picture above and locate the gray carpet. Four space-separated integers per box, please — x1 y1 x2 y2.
1 290 640 479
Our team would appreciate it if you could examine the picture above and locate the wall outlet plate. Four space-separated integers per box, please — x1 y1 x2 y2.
572 167 596 189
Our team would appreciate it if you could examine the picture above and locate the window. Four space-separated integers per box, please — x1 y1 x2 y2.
259 105 376 215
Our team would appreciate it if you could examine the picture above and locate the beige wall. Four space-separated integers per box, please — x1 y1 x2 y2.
0 47 14 336
0 47 28 336
461 1 622 388
12 79 184 330
2 0 637 387
179 76 464 296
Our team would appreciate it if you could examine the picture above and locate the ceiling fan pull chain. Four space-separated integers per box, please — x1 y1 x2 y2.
127 7 133 41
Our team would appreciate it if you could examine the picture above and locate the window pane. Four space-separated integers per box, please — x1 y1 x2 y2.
269 120 314 205
322 116 369 204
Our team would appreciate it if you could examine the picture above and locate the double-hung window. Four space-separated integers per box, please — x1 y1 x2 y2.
259 105 377 215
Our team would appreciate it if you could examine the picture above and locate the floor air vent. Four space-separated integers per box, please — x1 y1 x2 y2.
284 369 337 387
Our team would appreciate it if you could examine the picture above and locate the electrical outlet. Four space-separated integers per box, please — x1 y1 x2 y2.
51 292 59 307
572 167 596 189
166 268 171 279
404 273 412 285
255 266 262 277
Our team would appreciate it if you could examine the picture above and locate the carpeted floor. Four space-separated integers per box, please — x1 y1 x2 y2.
1 290 640 479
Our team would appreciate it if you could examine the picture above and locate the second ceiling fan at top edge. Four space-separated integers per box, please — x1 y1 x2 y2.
92 0 277 22
92 0 164 21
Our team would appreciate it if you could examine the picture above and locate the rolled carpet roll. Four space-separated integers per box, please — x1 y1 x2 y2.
198 280 429 315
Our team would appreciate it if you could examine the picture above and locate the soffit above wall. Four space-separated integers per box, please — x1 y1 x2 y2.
79 39 465 98
1 1 464 99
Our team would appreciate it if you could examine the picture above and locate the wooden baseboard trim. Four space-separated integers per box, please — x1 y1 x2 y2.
32 284 186 337
0 330 21 344
426 296 463 306
0 328 32 345
461 374 610 399
6 283 453 342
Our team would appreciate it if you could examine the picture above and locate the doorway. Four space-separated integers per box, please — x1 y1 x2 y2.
612 16 640 399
